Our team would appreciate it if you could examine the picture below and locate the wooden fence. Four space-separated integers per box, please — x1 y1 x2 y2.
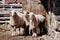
0 4 22 24
0 12 10 24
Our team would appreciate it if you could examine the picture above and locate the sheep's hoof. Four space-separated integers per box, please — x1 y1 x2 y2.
12 32 16 36
32 33 37 37
26 23 29 26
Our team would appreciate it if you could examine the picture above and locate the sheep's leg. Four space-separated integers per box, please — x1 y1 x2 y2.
20 27 25 35
12 26 16 36
29 25 35 35
29 26 33 35
29 28 31 35
32 28 37 36
16 28 20 35
32 32 37 36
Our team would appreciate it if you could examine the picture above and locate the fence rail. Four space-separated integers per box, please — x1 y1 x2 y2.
0 17 10 19
0 21 10 23
0 15 10 24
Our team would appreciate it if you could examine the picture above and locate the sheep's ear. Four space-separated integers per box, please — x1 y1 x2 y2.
14 12 17 14
21 11 23 14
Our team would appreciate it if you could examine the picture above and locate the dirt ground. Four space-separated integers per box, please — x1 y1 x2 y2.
0 24 60 40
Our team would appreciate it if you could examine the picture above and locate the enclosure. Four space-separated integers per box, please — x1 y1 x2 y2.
0 0 60 40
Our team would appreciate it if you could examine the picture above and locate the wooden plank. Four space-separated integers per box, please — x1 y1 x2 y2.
0 12 9 14
0 17 10 19
0 21 10 23
0 4 22 7
0 8 22 11
0 8 22 10
0 13 10 14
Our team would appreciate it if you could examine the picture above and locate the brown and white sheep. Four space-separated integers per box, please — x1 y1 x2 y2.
9 10 27 36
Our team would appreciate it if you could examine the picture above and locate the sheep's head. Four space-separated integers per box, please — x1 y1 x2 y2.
11 10 15 16
29 12 34 19
23 10 29 16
